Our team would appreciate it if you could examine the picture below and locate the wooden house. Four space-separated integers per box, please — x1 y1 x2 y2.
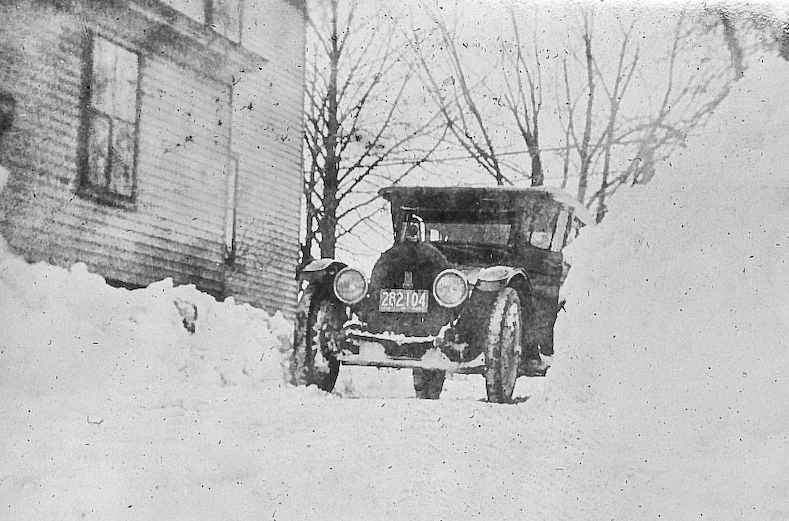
0 0 306 317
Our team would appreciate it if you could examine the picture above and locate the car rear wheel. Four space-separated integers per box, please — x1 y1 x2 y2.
412 368 445 399
292 286 343 392
483 287 522 403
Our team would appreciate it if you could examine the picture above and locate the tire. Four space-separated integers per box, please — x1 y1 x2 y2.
483 287 523 403
292 286 344 392
412 368 446 399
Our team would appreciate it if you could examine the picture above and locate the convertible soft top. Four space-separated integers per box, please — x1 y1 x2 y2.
379 185 594 225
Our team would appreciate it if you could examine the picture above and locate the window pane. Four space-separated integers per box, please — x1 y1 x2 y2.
87 112 111 188
114 48 139 123
109 120 136 197
92 36 138 122
520 200 559 250
530 232 552 250
91 38 115 116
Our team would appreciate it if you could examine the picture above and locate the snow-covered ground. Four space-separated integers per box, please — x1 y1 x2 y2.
2 56 789 521
547 53 789 518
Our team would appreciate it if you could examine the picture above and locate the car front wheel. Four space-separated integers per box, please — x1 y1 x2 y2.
292 286 343 392
483 287 522 403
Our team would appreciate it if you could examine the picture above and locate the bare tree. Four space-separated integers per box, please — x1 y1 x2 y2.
302 0 444 263
592 21 639 222
500 14 545 186
551 8 740 221
563 12 598 205
557 14 639 221
585 10 740 217
410 10 551 186
409 5 744 223
410 19 508 185
704 5 789 68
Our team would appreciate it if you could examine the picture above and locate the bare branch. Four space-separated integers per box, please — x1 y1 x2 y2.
576 12 597 204
303 0 447 257
406 13 510 185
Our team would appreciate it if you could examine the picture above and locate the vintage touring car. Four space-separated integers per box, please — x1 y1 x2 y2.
292 186 592 403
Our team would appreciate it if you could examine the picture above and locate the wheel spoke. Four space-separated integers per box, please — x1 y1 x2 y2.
501 302 521 397
311 307 330 373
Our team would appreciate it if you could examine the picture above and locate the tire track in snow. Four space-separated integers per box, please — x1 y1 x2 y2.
245 381 586 519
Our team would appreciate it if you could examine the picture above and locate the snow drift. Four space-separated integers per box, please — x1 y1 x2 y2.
0 223 298 520
549 54 789 518
0 234 293 407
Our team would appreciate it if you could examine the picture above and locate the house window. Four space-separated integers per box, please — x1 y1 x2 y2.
80 34 139 203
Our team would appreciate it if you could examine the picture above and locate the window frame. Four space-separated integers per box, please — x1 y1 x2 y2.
550 208 570 252
77 32 142 208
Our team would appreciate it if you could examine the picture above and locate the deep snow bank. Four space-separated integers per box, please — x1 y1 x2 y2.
0 235 292 407
549 54 789 518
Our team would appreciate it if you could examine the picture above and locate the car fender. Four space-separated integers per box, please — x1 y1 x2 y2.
474 266 529 292
298 258 347 283
454 267 532 360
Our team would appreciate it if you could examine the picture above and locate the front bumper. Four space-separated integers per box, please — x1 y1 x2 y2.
336 328 485 374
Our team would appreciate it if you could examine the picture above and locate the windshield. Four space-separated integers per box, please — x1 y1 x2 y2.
426 222 511 246
395 200 563 251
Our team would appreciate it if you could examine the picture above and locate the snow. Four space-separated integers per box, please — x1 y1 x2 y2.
2 54 789 521
548 53 789 518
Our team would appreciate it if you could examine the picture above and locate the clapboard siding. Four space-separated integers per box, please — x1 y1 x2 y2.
225 0 305 314
123 53 230 291
137 56 231 236
0 1 306 317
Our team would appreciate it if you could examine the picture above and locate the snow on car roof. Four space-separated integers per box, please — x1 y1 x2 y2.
379 185 595 224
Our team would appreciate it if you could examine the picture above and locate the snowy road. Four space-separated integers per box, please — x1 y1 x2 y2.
2 371 585 521
252 375 569 520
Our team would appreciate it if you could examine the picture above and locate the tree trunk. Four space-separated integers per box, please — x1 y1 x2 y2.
576 26 595 205
318 0 341 259
528 141 543 186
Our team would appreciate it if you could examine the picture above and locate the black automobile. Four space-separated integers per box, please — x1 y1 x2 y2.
292 186 592 403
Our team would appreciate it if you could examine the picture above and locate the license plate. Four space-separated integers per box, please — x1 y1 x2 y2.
379 289 429 313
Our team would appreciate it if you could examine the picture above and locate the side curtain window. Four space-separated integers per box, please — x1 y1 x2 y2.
80 34 140 204
519 199 560 250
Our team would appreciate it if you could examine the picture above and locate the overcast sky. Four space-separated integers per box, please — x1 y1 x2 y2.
310 0 789 266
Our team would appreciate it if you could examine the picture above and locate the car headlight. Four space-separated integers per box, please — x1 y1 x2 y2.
333 267 368 305
432 269 468 308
